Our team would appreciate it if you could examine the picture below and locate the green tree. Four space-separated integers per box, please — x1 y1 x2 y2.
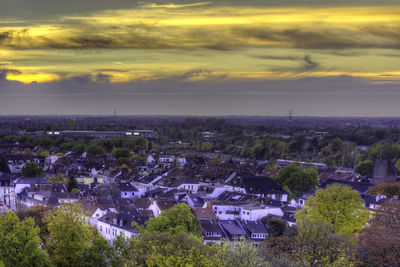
330 138 343 153
86 145 104 155
16 205 54 243
0 211 52 267
124 233 214 267
0 154 10 173
112 148 130 159
275 164 319 197
355 160 374 176
45 203 94 267
67 176 79 192
47 173 68 184
141 203 201 236
266 218 287 237
368 182 400 198
131 155 146 163
60 142 75 151
21 162 43 177
295 220 359 266
295 184 370 234
40 151 50 157
212 241 266 267
259 236 296 265
77 235 113 267
40 137 54 148
72 144 86 154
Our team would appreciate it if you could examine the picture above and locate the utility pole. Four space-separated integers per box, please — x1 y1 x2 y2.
286 109 295 122
342 141 346 167
353 148 358 168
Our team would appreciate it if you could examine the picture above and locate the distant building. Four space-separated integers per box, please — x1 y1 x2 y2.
46 130 157 139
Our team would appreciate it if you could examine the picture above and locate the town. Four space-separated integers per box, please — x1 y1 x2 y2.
0 116 398 266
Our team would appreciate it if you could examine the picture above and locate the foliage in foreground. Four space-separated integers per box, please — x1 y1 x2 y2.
1 198 399 267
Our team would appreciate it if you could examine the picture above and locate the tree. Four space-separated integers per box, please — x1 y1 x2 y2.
72 144 86 154
40 151 50 157
112 148 130 159
77 235 113 267
330 138 343 153
45 203 94 266
23 147 32 154
359 201 400 266
355 160 374 176
368 182 400 198
0 154 10 173
16 205 54 243
21 162 43 177
0 211 52 267
213 241 266 267
47 173 68 184
295 184 370 234
60 142 75 151
67 176 79 192
86 145 104 155
124 232 214 267
259 236 296 265
266 218 287 237
40 137 54 148
131 155 146 163
294 220 359 266
275 164 319 198
141 203 201 236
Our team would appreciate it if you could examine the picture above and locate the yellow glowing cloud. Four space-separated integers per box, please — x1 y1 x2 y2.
6 72 60 84
1 4 400 84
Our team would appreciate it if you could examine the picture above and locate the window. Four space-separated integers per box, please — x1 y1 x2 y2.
100 226 102 232
243 211 245 214
124 192 127 196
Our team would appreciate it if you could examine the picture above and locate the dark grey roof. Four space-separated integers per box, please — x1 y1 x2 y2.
361 195 378 206
0 173 21 186
242 176 287 195
200 220 224 234
16 177 48 184
119 182 138 192
219 220 247 236
281 212 296 223
264 199 283 208
187 194 205 207
240 221 268 235
320 179 371 194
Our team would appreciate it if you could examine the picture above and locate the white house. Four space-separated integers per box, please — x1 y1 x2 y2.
0 173 19 211
211 202 241 220
95 212 137 243
238 203 283 221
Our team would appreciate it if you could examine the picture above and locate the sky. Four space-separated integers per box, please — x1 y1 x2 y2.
1 0 400 116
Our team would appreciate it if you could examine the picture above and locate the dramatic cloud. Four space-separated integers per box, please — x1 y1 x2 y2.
0 0 399 115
